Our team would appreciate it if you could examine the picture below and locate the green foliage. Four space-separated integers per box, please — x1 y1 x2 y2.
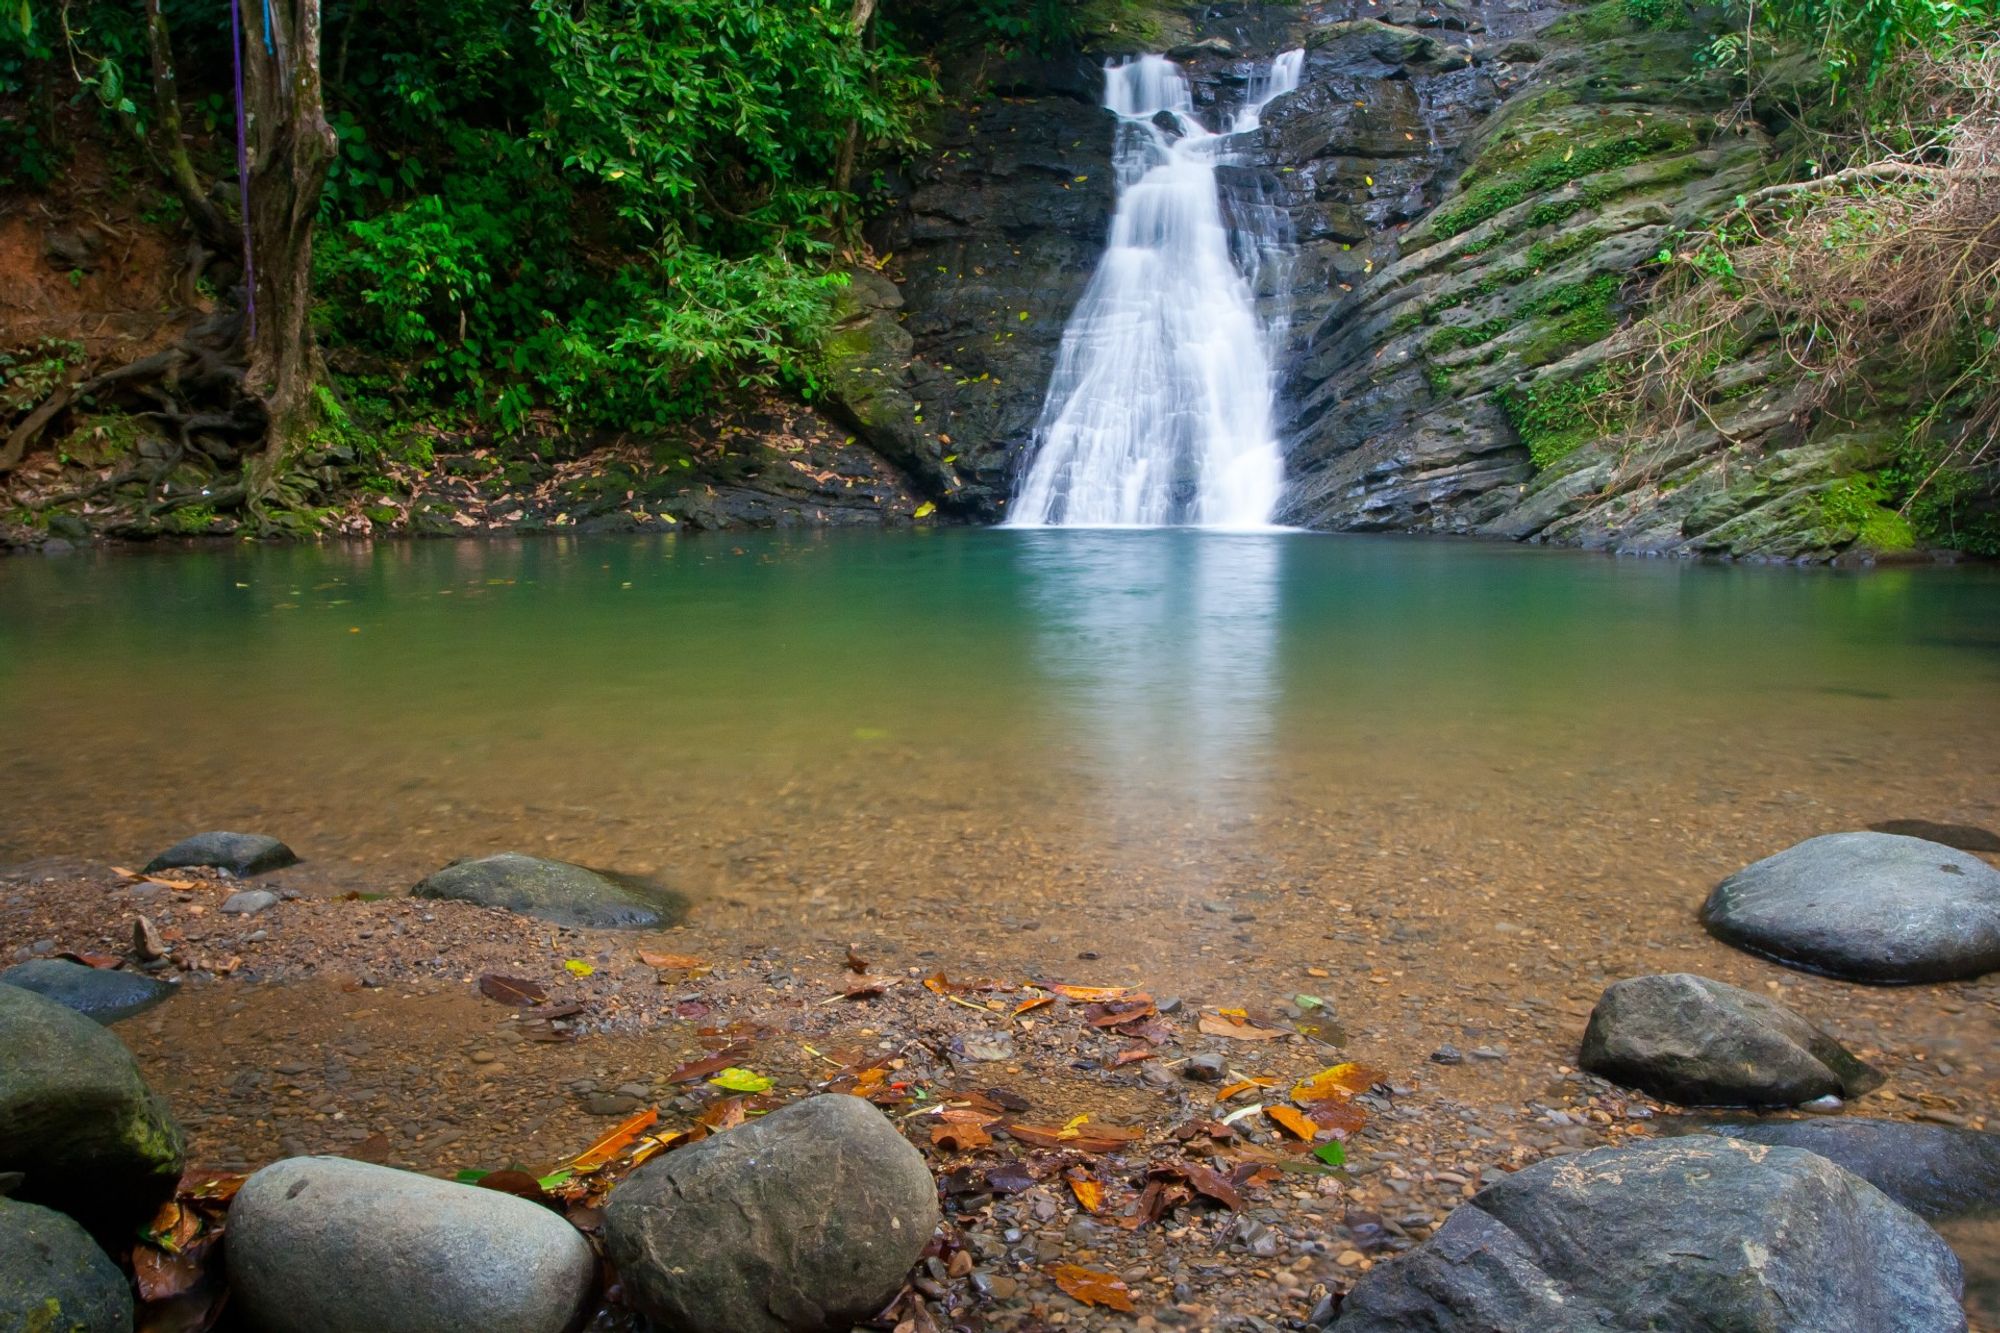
1425 273 1622 358
1707 0 1997 91
0 337 82 413
1496 368 1619 468
1818 474 1917 551
1432 125 1699 240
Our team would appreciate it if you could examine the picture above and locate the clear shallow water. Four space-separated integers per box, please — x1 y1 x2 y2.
2 530 1997 928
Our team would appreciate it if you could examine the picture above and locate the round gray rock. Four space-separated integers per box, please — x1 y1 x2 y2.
1688 1116 2000 1221
1702 831 2000 982
412 852 684 929
142 831 297 877
0 983 184 1237
226 1156 595 1333
605 1094 939 1333
0 1196 133 1332
1580 973 1881 1107
0 960 173 1025
1334 1136 1965 1332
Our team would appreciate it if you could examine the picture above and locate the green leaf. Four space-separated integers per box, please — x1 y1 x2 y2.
453 1168 490 1184
708 1067 774 1093
1313 1141 1348 1167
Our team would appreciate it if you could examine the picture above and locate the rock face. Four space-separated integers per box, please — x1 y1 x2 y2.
1686 1117 2000 1221
605 1094 939 1333
0 983 184 1237
142 831 297 877
226 1156 596 1333
0 1197 133 1333
411 852 684 929
0 960 173 1024
1333 1135 1965 1332
1579 973 1881 1107
1702 832 2000 983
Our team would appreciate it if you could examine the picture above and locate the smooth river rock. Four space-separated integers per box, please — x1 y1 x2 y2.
1686 1117 2000 1221
1333 1136 1965 1332
0 959 173 1024
605 1094 939 1333
1579 973 1881 1107
226 1156 596 1333
1702 831 2000 982
412 852 683 929
0 1196 133 1332
142 830 298 877
0 982 185 1237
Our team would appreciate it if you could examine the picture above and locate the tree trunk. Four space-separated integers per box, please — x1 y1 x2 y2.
831 0 881 228
241 0 338 496
141 0 234 256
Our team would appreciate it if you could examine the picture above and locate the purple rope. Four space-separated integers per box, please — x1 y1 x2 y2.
230 0 256 339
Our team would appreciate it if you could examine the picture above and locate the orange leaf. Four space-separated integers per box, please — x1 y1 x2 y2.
1012 995 1055 1017
1308 1100 1369 1136
1069 1176 1105 1212
1052 1263 1137 1312
698 1098 747 1132
1044 984 1133 1002
931 1121 993 1151
1292 1063 1383 1104
639 951 707 970
1265 1105 1320 1142
1110 1046 1154 1067
567 1108 659 1171
1198 1011 1289 1041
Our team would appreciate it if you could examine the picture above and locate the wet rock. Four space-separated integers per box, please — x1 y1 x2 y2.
606 1094 938 1333
1702 832 2000 982
0 983 185 1238
0 959 173 1024
1686 1117 2000 1221
1867 819 2000 853
0 1196 133 1332
226 1156 595 1333
142 831 297 877
411 852 684 930
1333 1136 1964 1331
1579 973 1881 1107
1186 1052 1227 1081
1428 1045 1463 1065
221 890 279 916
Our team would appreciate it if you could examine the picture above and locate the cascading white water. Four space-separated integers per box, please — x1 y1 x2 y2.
1008 49 1304 530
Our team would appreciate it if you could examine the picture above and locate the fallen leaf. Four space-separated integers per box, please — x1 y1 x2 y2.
1308 1100 1370 1137
665 1046 749 1083
1198 1011 1289 1041
348 1132 391 1163
477 974 546 1006
1012 995 1055 1017
58 951 121 969
707 1067 774 1094
1292 1063 1383 1104
913 501 937 518
986 1163 1036 1193
1069 1176 1105 1212
564 959 595 977
1085 999 1157 1028
1007 1121 1145 1153
1110 1047 1154 1067
698 1098 747 1132
1177 1162 1246 1210
1314 1140 1349 1167
567 1108 660 1172
472 1169 553 1203
931 1121 993 1151
1045 983 1133 1002
846 947 869 974
1052 1263 1137 1312
638 951 707 971
1266 1105 1321 1142
1215 1078 1271 1102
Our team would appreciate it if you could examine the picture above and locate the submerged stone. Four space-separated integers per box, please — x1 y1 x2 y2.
0 959 173 1024
1333 1136 1964 1332
1702 831 2000 982
1686 1117 2000 1221
1579 973 1880 1107
0 983 185 1238
606 1094 938 1333
411 852 684 929
142 831 297 877
0 1197 133 1333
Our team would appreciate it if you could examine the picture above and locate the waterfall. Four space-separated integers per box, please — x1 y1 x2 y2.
1007 49 1304 530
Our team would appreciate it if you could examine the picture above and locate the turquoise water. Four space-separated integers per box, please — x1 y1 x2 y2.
2 531 1996 906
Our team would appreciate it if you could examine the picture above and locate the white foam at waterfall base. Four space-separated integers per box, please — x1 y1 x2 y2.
1008 49 1303 530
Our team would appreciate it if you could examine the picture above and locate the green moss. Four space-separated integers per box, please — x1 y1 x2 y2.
1423 361 1453 396
1433 125 1699 240
1424 273 1622 359
163 505 217 535
1545 0 1688 40
1388 307 1427 336
1496 367 1618 468
1819 475 1916 552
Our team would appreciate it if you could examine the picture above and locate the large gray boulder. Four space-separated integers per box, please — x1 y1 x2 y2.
0 960 174 1024
142 831 297 877
226 1156 595 1333
605 1094 938 1333
1334 1136 1965 1332
0 1197 133 1332
0 983 184 1237
412 852 683 929
1579 973 1881 1107
1688 1117 2000 1221
1702 832 2000 982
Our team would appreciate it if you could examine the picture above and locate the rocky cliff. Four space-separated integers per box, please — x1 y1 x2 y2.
830 0 1988 559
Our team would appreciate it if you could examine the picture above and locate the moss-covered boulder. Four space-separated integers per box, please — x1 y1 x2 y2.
412 852 685 930
0 1197 133 1333
0 983 185 1239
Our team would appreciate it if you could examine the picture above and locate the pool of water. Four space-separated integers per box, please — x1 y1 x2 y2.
4 531 1997 924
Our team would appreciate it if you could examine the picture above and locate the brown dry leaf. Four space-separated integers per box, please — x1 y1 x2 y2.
1007 1121 1146 1153
698 1098 747 1132
1178 1162 1246 1210
1110 1046 1154 1068
1085 999 1157 1028
473 1169 553 1203
1044 983 1134 1002
1198 1011 1290 1041
638 951 708 971
348 1132 391 1163
1012 995 1054 1017
477 974 547 1006
1069 1176 1105 1212
58 951 121 969
923 972 963 995
1266 1104 1321 1142
930 1121 993 1152
1052 1263 1137 1312
1309 1099 1370 1136
1292 1062 1384 1104
846 946 869 974
567 1108 659 1172
666 1046 750 1084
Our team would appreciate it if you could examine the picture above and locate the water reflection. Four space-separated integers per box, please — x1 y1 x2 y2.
1011 530 1285 822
